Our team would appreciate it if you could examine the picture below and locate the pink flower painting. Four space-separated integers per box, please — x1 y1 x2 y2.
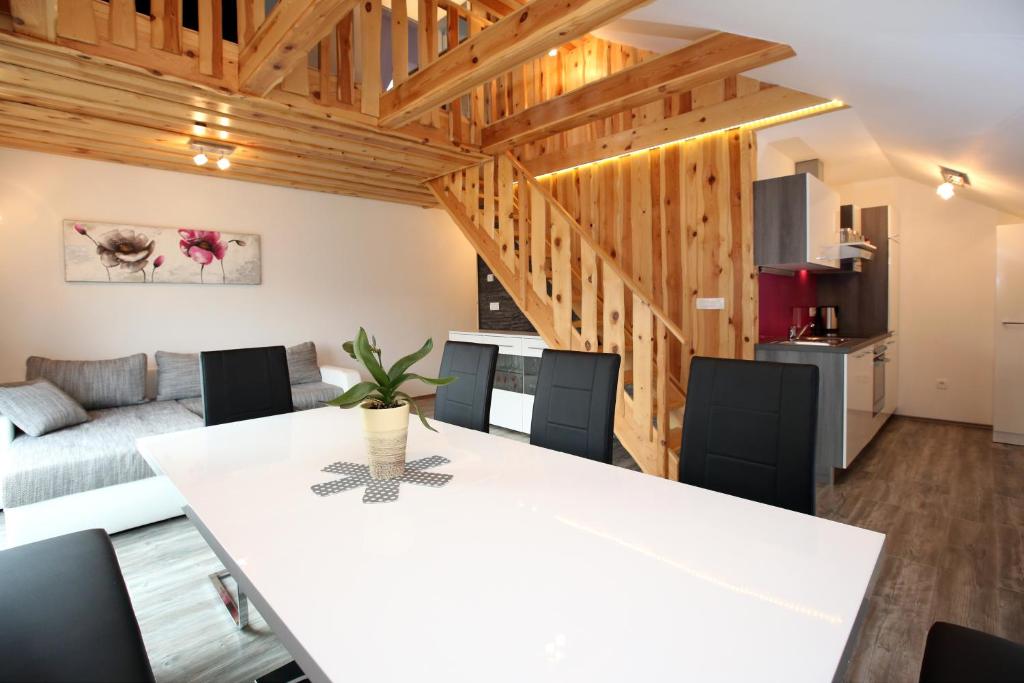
64 220 260 285
178 229 248 283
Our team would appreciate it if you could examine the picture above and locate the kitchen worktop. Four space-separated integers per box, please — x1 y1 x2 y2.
755 331 892 354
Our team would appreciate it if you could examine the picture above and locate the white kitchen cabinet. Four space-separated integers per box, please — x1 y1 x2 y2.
448 331 547 433
844 348 875 467
883 336 898 418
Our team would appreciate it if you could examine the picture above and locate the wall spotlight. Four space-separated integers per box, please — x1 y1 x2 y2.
548 48 558 57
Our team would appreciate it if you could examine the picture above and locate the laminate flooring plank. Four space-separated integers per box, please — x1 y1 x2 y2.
995 524 1024 593
996 587 1024 643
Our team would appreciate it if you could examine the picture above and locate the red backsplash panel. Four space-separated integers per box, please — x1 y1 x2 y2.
758 270 817 341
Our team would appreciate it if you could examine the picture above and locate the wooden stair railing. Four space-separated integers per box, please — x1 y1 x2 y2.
428 152 687 478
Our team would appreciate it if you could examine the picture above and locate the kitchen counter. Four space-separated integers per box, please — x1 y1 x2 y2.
755 331 892 354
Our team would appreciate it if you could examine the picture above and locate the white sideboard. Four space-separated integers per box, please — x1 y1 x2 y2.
449 331 547 433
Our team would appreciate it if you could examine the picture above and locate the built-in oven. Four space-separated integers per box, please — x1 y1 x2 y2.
872 344 886 416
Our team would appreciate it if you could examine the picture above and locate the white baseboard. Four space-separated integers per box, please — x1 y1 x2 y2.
3 476 185 548
993 431 1024 446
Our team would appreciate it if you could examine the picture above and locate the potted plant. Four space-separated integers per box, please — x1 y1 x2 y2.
327 328 454 480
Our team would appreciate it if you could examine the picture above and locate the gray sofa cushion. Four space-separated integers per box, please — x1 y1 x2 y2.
177 381 339 418
26 354 147 410
2 401 202 508
155 351 201 400
0 379 89 437
286 342 322 385
291 381 340 410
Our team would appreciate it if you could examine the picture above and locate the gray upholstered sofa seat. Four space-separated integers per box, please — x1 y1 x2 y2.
2 401 202 508
175 381 340 418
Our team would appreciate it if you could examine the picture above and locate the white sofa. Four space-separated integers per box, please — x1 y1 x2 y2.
1 364 358 548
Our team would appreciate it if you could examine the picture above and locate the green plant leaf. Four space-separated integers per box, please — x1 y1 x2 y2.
386 337 433 383
342 341 357 360
393 373 456 387
395 391 438 432
325 381 380 408
354 328 390 388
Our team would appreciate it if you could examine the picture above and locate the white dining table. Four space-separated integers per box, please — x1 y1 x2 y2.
137 406 883 683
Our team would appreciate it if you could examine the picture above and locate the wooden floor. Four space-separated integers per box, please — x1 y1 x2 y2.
818 417 1024 682
0 415 1021 682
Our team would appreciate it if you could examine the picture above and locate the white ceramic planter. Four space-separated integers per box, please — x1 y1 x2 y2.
361 401 410 480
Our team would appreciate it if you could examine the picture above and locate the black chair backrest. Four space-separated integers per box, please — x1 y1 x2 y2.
200 346 293 427
920 621 1024 683
530 349 620 464
679 356 819 515
433 341 499 432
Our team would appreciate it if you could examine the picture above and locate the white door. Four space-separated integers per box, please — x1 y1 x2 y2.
994 224 1024 445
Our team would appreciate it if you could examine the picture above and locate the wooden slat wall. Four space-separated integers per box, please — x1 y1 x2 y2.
540 129 758 390
479 35 656 155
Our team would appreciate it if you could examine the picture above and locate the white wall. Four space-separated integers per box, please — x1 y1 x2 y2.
757 143 796 181
837 176 1021 425
0 149 478 395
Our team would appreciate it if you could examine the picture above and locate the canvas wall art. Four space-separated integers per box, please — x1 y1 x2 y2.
63 220 261 285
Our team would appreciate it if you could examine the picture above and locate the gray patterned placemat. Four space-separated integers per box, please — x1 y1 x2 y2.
311 455 453 504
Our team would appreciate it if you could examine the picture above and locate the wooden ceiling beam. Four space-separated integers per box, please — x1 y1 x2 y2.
483 32 795 153
0 59 468 174
469 0 524 18
0 124 437 204
378 0 650 129
0 99 435 190
238 0 361 96
0 31 482 158
518 85 835 177
10 0 57 41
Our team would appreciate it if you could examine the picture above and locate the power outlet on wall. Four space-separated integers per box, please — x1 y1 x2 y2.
936 379 949 390
489 302 500 311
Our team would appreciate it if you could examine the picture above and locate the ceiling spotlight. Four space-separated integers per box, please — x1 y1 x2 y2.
189 138 236 171
548 48 558 57
192 121 207 136
937 166 970 201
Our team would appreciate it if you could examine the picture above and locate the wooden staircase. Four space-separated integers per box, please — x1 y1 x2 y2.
428 153 688 478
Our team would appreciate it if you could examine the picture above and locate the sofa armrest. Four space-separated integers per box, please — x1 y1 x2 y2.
320 365 360 392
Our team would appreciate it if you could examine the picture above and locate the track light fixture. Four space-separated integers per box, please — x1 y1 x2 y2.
188 138 236 171
937 166 969 200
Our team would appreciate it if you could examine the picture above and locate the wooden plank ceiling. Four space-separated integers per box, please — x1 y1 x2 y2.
0 0 838 207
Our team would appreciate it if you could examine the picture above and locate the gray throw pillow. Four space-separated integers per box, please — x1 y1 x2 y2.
26 353 147 410
286 341 322 385
155 351 201 400
0 379 89 437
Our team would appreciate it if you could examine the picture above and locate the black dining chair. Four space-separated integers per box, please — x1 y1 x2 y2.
198 345 294 630
678 356 819 515
920 622 1024 682
530 349 620 464
432 341 499 432
199 346 293 427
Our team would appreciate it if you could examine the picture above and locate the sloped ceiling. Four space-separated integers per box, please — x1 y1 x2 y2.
608 0 1024 217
